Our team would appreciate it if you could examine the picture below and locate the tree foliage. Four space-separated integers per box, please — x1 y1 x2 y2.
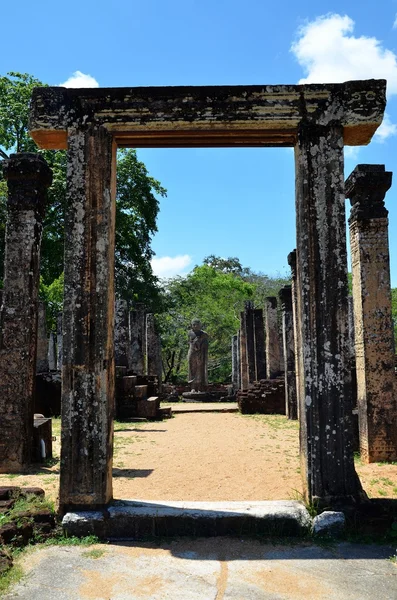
157 257 290 383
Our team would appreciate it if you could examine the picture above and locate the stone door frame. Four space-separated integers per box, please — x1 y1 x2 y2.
30 80 386 512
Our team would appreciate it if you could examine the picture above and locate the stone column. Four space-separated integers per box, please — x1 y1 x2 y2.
287 250 302 420
129 306 145 375
231 334 239 388
145 313 162 386
265 297 281 379
56 313 63 371
60 126 116 511
295 122 362 504
236 330 241 389
239 311 249 389
48 332 57 371
279 286 297 420
245 301 256 384
0 153 52 472
36 302 49 373
346 164 397 463
114 299 129 368
254 309 267 380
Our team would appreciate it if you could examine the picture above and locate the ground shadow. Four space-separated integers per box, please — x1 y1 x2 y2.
115 428 166 433
112 468 154 478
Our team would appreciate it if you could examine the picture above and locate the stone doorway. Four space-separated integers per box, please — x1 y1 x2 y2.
29 80 386 512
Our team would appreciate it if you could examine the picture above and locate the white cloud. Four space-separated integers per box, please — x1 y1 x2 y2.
393 14 397 29
151 254 192 278
59 70 99 88
344 146 360 160
291 14 397 141
291 14 397 95
374 111 397 141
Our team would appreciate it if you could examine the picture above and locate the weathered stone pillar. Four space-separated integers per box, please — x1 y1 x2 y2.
36 302 49 373
245 301 256 384
114 299 129 368
48 331 57 371
145 313 162 386
60 126 116 511
231 334 239 388
265 297 281 379
236 330 241 389
254 309 267 380
239 311 249 389
0 153 52 472
129 306 145 375
56 313 63 371
295 123 362 504
279 286 297 420
287 250 302 420
346 164 397 462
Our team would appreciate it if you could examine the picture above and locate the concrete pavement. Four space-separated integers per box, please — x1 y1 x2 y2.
4 538 397 599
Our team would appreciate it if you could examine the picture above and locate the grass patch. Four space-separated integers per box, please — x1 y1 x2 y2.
242 414 299 431
42 534 100 546
0 563 24 595
81 548 106 559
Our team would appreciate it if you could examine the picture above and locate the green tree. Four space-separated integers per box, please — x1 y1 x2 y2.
158 257 291 383
0 72 166 314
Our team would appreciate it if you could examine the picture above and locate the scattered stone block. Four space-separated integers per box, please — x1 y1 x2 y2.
62 511 106 537
313 511 346 537
136 397 159 419
0 486 21 500
134 385 148 400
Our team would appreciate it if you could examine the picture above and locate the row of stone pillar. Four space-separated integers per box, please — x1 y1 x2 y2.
232 291 297 419
1 148 396 512
288 163 397 466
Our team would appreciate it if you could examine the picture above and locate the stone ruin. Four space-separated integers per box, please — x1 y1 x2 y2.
0 79 395 513
34 297 164 420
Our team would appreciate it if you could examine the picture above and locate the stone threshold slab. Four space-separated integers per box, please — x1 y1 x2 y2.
62 499 312 539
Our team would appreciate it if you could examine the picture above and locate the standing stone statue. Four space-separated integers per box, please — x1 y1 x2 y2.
188 319 209 392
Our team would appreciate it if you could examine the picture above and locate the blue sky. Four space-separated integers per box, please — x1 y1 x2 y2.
2 1 397 282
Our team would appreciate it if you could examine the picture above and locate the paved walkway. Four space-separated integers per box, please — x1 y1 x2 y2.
5 539 397 599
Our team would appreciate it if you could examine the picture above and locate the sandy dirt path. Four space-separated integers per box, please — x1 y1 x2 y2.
112 411 302 501
0 407 396 504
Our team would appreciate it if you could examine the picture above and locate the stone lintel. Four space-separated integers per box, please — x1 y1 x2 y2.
346 164 392 221
29 80 386 150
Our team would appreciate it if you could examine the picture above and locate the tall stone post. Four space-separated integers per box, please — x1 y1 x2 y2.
287 250 301 420
56 313 63 371
114 299 129 368
239 311 249 389
236 330 241 389
0 153 52 472
346 164 397 462
145 313 162 387
279 286 297 420
295 123 362 504
245 301 256 384
48 332 57 371
231 334 239 388
265 297 281 379
36 302 49 373
60 126 116 511
253 309 267 380
129 306 145 375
